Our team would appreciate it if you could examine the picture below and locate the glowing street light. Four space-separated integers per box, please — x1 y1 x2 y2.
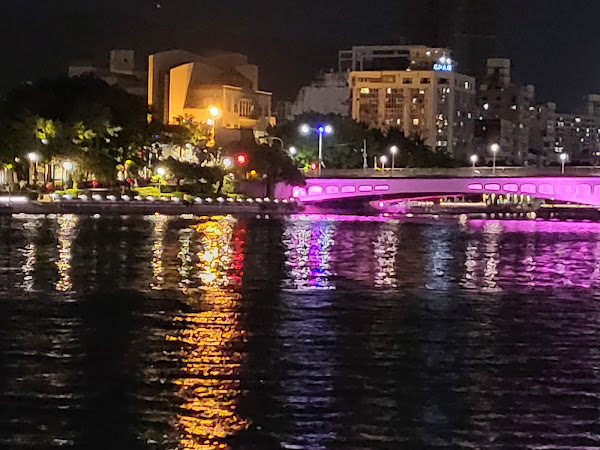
490 143 500 174
559 152 568 174
156 167 167 195
289 146 297 156
389 145 398 175
380 155 388 172
208 106 221 118
62 161 74 188
27 153 39 184
299 123 334 176
222 157 233 169
470 154 479 170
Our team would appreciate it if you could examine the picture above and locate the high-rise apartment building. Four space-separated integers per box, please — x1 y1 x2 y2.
350 61 476 160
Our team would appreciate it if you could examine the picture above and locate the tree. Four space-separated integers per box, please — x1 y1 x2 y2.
0 75 152 184
270 113 459 169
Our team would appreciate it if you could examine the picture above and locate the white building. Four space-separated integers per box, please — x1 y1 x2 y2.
290 71 349 117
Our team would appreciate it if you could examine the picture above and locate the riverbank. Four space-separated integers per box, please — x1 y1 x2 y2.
0 197 300 216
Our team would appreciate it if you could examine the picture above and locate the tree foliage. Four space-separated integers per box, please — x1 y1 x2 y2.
271 113 458 169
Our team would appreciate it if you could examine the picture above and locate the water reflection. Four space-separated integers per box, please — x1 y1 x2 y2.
283 217 336 291
373 225 399 289
55 214 77 292
168 216 247 449
150 214 169 290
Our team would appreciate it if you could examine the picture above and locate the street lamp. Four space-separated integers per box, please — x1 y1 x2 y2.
156 167 167 195
289 146 297 156
380 155 388 172
470 154 479 171
208 106 221 147
390 145 398 175
27 153 39 184
560 152 568 174
299 123 334 176
62 161 74 188
490 143 500 174
222 157 233 169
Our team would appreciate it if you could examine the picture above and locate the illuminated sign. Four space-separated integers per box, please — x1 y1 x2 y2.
433 63 453 72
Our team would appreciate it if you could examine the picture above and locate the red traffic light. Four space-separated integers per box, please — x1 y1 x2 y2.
236 153 248 165
310 162 318 171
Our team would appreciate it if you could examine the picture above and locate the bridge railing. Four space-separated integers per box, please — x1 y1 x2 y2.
307 166 600 178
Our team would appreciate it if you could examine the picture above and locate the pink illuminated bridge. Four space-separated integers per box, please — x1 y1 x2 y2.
280 177 600 206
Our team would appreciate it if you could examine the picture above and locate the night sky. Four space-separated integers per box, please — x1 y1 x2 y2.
0 0 597 111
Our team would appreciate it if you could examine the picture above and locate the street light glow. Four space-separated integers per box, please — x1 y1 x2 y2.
380 155 388 164
300 124 311 135
208 106 221 117
27 152 39 163
324 125 334 134
490 143 500 153
62 161 74 171
390 145 399 155
156 167 167 176
222 157 233 169
470 154 479 164
559 153 568 162
289 146 297 155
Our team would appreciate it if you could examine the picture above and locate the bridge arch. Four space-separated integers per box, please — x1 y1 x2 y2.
287 177 600 207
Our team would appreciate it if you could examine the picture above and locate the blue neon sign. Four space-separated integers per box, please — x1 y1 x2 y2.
433 63 453 72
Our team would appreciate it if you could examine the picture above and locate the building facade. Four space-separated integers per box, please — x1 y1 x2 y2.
69 49 147 98
475 59 538 164
553 113 600 163
350 67 476 159
290 71 350 117
339 45 454 72
148 50 274 145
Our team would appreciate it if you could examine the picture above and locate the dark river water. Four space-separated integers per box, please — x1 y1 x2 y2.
1 213 600 449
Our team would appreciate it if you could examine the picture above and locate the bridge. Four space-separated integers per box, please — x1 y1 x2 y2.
276 177 600 207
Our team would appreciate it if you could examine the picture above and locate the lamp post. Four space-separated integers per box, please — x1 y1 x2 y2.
470 154 479 171
490 143 500 174
300 123 333 176
560 152 568 175
27 152 39 184
289 146 297 156
156 167 167 195
208 106 221 147
62 161 74 189
380 155 388 173
390 145 398 175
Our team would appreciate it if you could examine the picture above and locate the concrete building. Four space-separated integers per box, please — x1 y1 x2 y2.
69 49 147 98
350 64 476 159
475 58 539 164
553 113 600 163
339 45 454 72
148 50 274 145
581 94 600 117
290 71 349 117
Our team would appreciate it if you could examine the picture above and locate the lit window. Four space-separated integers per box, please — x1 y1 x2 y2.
483 103 490 111
360 87 370 94
413 118 420 126
386 88 392 94
576 117 582 123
